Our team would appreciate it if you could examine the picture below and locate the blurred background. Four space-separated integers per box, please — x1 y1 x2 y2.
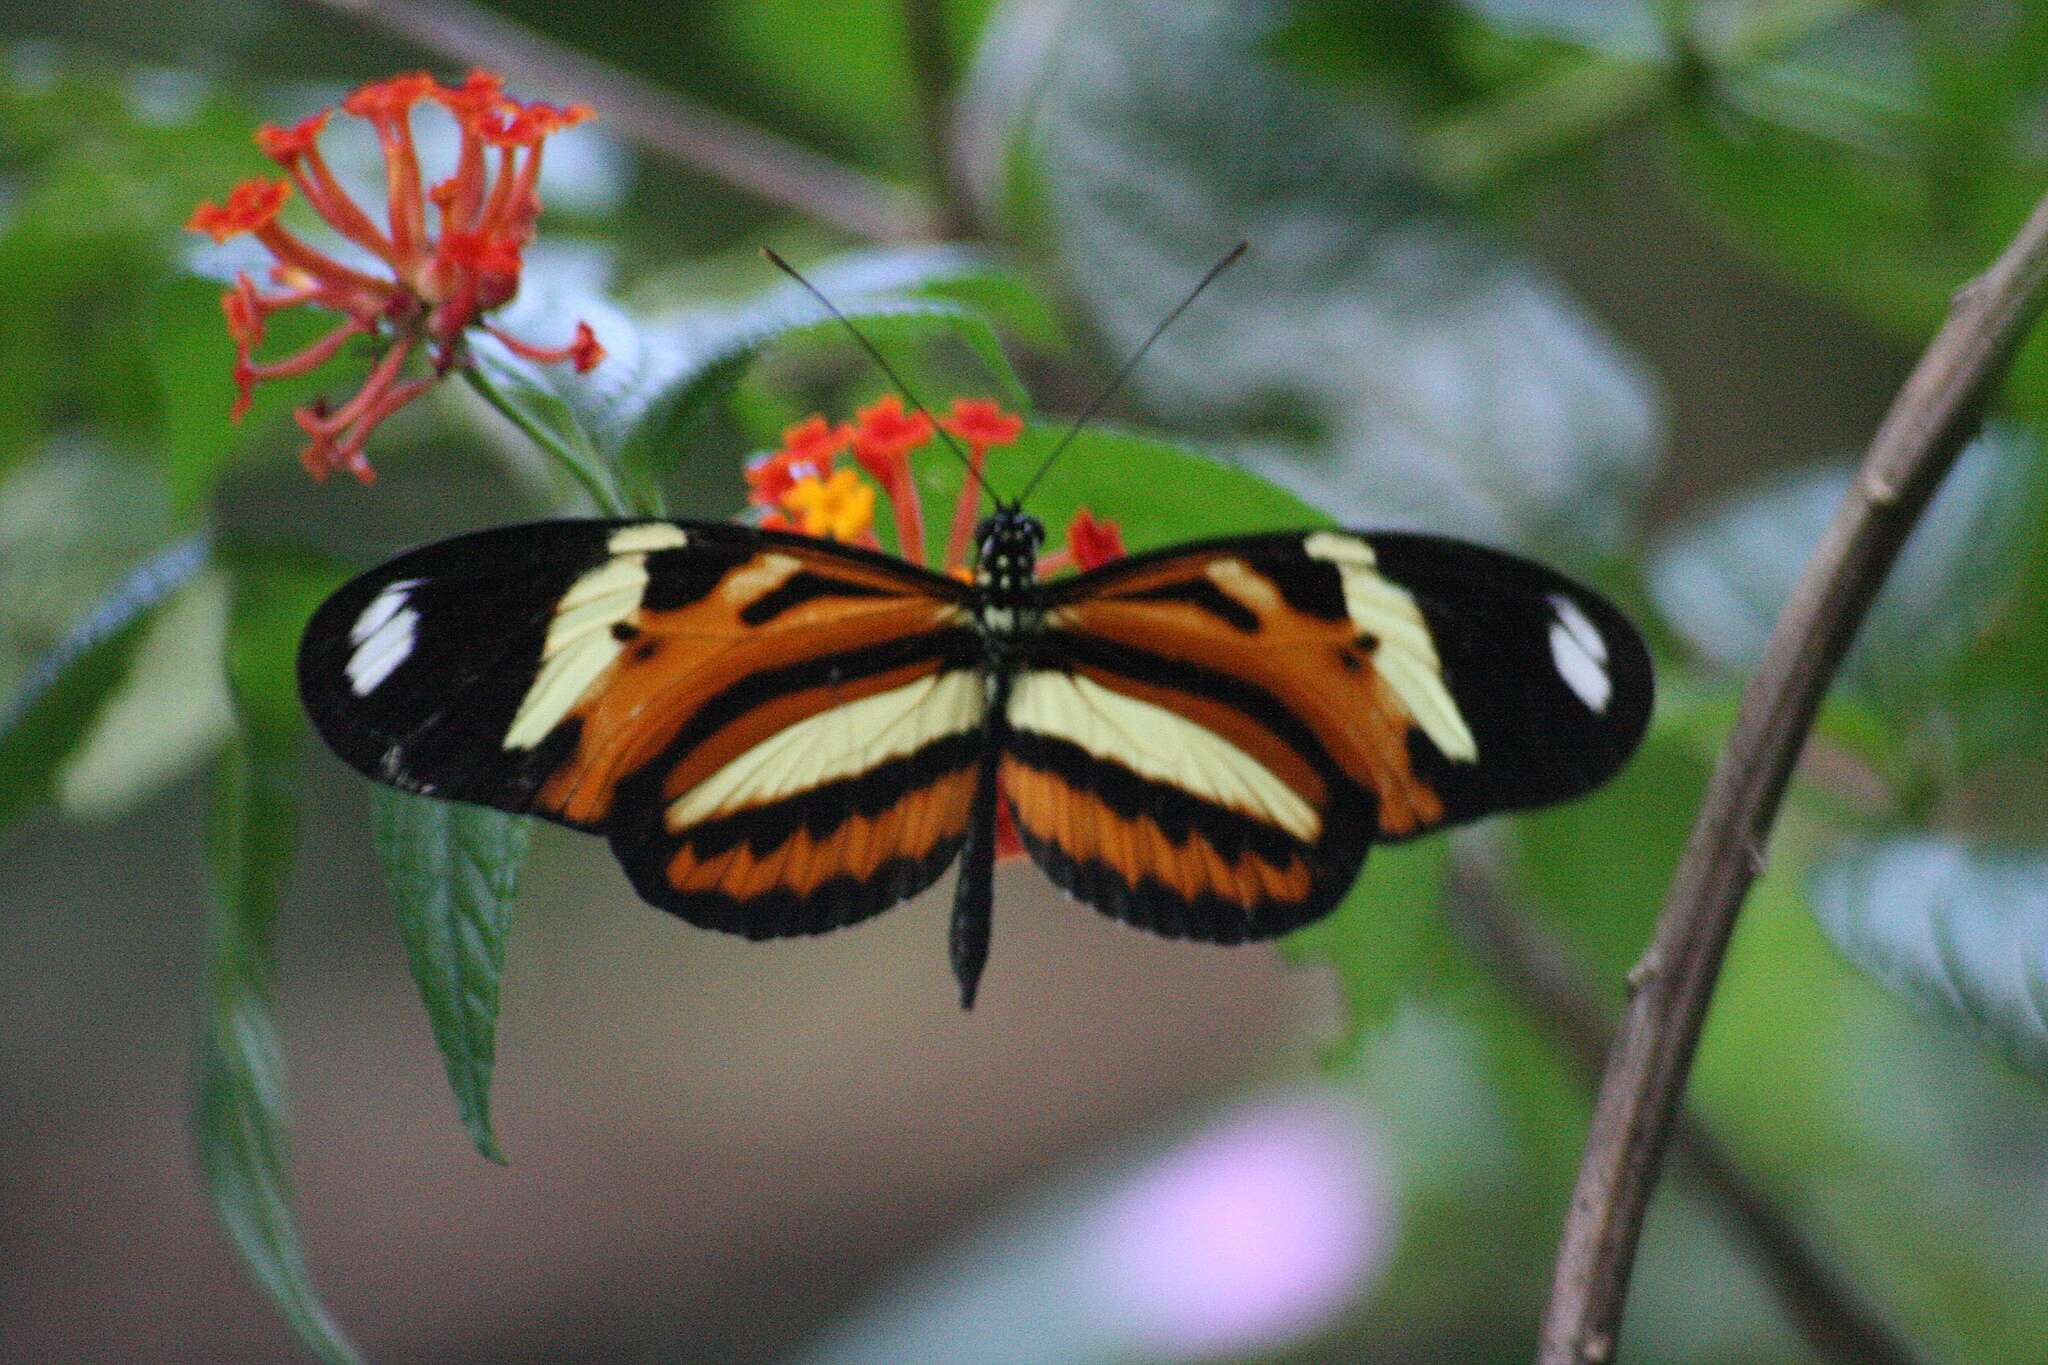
5 1 2048 1361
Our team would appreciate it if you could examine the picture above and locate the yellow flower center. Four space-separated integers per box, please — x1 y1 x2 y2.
781 467 876 542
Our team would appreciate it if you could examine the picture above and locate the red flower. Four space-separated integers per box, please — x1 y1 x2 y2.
939 397 1024 448
853 393 935 464
852 395 935 557
738 395 1123 862
1065 505 1127 570
939 397 1026 569
187 69 602 484
746 416 853 506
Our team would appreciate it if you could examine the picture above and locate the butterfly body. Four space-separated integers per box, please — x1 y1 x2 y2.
299 513 1652 1007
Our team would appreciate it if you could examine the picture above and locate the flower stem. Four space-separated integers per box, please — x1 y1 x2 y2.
460 365 629 517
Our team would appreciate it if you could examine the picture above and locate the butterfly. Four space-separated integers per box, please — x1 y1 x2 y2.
297 506 1652 1007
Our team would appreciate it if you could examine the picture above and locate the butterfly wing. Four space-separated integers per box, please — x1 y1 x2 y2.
1003 530 1653 942
298 520 987 938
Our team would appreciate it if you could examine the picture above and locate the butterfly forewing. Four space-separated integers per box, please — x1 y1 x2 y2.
1002 531 1652 942
298 519 986 937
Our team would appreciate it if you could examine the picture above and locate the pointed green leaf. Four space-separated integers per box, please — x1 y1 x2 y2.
195 542 356 1364
1813 837 2048 1087
0 533 209 833
370 788 531 1165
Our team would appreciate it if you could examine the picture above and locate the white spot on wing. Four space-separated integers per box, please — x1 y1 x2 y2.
349 578 418 644
1302 534 1478 762
668 670 985 827
1548 594 1613 713
1007 671 1321 841
345 579 422 695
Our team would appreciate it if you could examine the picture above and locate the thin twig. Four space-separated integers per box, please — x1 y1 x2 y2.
900 0 974 238
302 0 935 241
1445 868 1922 1365
1539 185 2048 1363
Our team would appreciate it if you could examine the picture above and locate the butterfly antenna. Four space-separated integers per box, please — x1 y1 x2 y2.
761 247 985 495
1015 239 1248 505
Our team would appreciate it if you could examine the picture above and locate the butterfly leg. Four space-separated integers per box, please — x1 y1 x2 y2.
950 673 1011 1009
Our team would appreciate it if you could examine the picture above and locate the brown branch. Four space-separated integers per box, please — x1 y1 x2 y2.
900 0 974 239
1539 185 2048 1363
303 0 936 241
1445 869 1922 1365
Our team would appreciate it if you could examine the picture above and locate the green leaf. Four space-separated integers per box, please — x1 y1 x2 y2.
1812 836 2048 1087
474 246 1037 513
196 740 357 1365
0 533 209 834
901 420 1332 566
1281 841 1452 1062
1017 0 1662 564
1648 425 2042 711
794 245 1067 352
56 567 234 819
195 542 357 1365
370 788 532 1165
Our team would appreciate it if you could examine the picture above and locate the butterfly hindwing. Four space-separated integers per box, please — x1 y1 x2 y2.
1003 530 1652 942
298 519 986 938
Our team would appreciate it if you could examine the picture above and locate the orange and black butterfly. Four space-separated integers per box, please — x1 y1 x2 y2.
298 508 1652 1006
300 243 1651 1007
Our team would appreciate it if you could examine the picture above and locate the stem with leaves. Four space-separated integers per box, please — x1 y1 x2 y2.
460 367 629 516
1539 184 2048 1364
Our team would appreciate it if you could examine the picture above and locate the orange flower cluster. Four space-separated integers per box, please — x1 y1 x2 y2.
743 395 1126 862
744 395 1124 574
188 69 604 483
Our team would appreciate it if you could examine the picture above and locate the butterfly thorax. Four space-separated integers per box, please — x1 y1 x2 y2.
971 506 1048 647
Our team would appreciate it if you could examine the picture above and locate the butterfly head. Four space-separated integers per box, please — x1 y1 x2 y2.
974 507 1045 597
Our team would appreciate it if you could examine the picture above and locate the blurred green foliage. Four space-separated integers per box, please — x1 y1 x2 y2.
6 1 2048 1360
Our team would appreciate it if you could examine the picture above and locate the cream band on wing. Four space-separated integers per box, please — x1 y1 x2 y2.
503 524 689 751
1302 533 1478 763
665 668 985 828
1007 670 1321 842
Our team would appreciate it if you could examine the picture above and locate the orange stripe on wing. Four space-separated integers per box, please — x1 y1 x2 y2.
664 766 977 901
1001 758 1313 910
